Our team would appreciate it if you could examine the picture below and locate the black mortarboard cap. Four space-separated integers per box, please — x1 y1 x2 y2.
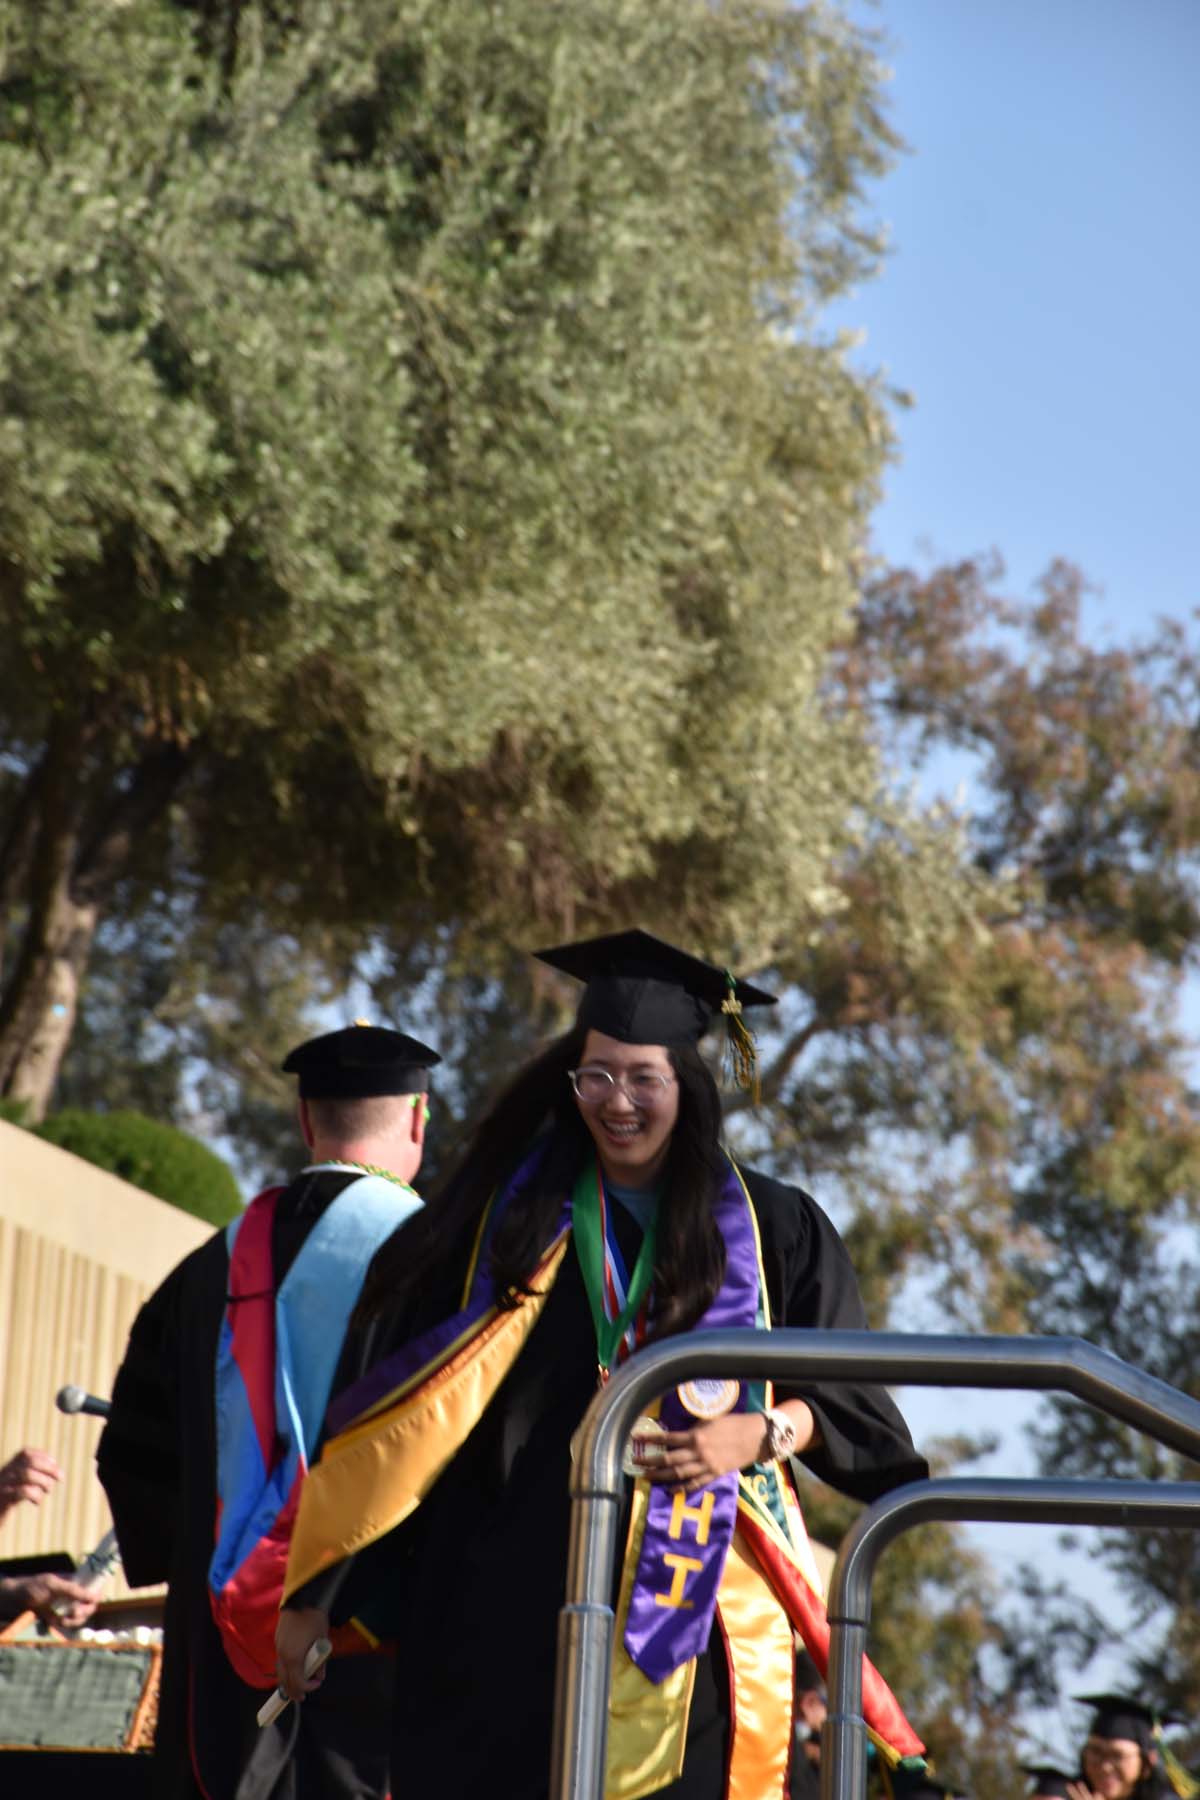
1022 1763 1077 1799
533 929 776 1087
1075 1694 1185 1751
281 1024 440 1099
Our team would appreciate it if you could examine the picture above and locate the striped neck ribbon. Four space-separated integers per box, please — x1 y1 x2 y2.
572 1159 657 1379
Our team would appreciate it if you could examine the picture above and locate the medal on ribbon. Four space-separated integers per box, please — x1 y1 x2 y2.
678 1377 740 1420
572 1160 657 1385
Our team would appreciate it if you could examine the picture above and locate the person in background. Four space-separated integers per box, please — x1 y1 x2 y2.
791 1646 828 1800
1067 1694 1191 1800
278 931 928 1800
0 1445 98 1627
98 1022 438 1800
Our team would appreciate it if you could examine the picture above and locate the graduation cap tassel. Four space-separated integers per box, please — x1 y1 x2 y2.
1155 1729 1200 1800
721 970 760 1102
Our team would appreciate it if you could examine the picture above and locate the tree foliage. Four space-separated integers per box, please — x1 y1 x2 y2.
0 0 902 1114
810 557 1200 1765
49 553 1200 1772
1024 1230 1200 1741
32 1106 242 1224
8 0 1200 1767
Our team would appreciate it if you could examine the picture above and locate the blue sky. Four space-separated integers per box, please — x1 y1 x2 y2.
828 0 1200 639
821 0 1200 1744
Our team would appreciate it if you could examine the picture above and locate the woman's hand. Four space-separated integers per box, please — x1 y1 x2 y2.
275 1606 330 1702
640 1401 817 1493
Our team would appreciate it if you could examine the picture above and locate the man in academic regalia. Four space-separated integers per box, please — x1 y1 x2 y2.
97 1022 439 1800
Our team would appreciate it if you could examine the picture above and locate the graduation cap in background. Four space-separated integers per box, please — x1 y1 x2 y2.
1075 1695 1198 1800
281 1023 440 1099
888 1761 970 1800
1076 1694 1185 1750
533 929 776 1095
1022 1762 1077 1800
794 1648 825 1694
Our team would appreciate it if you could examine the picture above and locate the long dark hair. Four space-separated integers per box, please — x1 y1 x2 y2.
355 1027 729 1337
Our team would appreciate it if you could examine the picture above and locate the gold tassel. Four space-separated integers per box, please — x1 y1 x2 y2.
1156 1729 1200 1800
721 971 760 1102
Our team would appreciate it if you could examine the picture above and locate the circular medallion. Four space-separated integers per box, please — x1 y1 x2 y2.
622 1416 667 1477
677 1377 740 1420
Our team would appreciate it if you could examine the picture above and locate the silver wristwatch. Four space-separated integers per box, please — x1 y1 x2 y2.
760 1406 797 1459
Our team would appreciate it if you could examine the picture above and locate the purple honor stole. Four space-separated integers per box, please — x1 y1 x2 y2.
321 1148 760 1690
622 1161 761 1683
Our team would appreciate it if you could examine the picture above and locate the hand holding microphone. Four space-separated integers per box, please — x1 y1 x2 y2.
9 1570 102 1630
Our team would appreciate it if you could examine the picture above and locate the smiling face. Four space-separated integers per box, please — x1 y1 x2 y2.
1082 1740 1148 1800
572 1030 680 1189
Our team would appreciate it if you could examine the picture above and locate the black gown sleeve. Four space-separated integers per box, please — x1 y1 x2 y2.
284 1213 474 1620
96 1240 215 1587
743 1167 929 1502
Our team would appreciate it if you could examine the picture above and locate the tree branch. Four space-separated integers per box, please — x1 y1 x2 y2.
71 739 194 909
0 751 50 981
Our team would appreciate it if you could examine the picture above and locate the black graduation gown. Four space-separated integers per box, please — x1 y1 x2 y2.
97 1170 393 1800
295 1167 927 1800
789 1738 822 1800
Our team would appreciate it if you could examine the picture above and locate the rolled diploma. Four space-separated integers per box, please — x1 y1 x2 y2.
256 1636 332 1727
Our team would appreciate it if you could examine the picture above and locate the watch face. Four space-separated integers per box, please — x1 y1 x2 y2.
768 1410 797 1453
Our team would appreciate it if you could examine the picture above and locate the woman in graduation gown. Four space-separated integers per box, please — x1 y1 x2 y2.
1065 1695 1192 1800
277 931 928 1800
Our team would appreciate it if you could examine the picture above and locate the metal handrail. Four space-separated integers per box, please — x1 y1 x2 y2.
551 1329 1200 1800
822 1477 1200 1800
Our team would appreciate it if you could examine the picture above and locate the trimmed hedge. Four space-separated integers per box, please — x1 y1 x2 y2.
33 1109 242 1226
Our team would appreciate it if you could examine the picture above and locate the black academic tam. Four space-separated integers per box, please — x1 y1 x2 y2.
282 1023 440 1098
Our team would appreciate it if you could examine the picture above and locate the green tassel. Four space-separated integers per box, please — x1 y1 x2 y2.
1155 1729 1200 1800
721 969 760 1101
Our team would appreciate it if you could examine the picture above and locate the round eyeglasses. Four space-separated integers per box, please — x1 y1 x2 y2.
1084 1745 1144 1771
568 1067 675 1107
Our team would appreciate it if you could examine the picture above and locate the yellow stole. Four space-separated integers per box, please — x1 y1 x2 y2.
283 1233 569 1596
284 1188 915 1800
603 1184 811 1800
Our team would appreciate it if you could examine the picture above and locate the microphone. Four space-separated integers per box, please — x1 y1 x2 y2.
56 1384 111 1419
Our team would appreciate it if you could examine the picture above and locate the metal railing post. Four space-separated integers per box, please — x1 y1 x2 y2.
822 1478 1200 1800
550 1331 1200 1800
